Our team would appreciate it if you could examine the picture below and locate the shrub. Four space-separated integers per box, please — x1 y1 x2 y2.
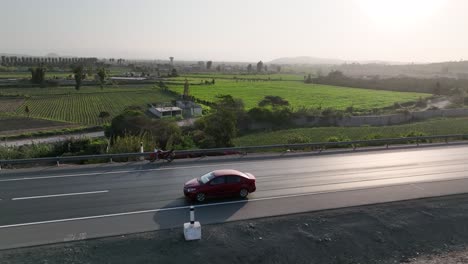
345 106 354 113
401 131 428 143
286 134 310 144
326 135 351 148
360 133 386 146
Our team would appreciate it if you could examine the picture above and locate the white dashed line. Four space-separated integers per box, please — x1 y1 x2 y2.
2 175 468 229
0 162 251 182
11 190 109 201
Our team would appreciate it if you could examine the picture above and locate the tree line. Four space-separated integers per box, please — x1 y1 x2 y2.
0 56 99 67
311 70 468 95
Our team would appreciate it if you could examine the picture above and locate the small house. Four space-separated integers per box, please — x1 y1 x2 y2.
149 106 182 118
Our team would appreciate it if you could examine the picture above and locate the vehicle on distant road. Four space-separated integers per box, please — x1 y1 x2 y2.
183 169 256 202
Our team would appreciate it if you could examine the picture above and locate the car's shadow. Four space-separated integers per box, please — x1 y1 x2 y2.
152 196 248 230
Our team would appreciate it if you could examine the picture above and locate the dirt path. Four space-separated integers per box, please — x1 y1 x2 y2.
2 194 468 264
423 96 451 110
2 131 105 147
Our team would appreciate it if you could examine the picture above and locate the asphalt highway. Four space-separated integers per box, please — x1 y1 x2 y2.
1 144 468 249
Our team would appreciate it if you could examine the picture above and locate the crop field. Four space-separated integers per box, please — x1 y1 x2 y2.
169 79 430 110
0 85 160 96
233 117 468 146
0 85 175 125
0 97 25 112
182 73 305 81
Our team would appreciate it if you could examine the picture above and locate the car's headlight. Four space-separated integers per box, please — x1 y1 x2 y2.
186 188 197 192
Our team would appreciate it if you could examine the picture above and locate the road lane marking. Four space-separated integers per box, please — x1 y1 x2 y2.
2 175 468 229
1 144 468 183
11 190 109 201
0 162 251 182
1 153 468 183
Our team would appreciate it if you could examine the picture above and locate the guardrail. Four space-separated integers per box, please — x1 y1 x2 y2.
0 134 467 169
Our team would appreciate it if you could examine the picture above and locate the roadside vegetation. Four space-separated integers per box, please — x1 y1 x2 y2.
1 61 467 161
234 117 468 146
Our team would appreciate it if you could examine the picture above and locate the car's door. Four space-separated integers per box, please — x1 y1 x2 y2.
225 175 242 195
207 176 226 197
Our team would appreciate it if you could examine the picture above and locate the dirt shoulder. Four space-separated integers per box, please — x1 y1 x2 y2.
0 117 77 136
3 194 468 264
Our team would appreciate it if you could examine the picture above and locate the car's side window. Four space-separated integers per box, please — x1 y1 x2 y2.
210 176 225 185
226 176 241 183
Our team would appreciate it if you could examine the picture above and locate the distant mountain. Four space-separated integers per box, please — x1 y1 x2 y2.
0 53 33 57
269 56 345 65
46 53 60 57
268 56 410 65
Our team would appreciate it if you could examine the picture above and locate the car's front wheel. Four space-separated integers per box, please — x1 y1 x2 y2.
196 192 206 202
239 188 249 198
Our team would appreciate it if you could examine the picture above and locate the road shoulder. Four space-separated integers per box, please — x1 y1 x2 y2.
3 193 468 264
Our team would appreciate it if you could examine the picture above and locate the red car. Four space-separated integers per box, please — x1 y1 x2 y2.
184 169 256 202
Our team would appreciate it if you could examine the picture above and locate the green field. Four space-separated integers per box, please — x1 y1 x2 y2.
182 73 305 81
169 79 430 110
234 117 468 146
0 85 175 125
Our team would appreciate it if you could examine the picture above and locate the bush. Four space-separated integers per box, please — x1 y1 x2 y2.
286 134 310 144
360 133 386 146
326 135 351 148
415 97 427 108
345 106 354 113
108 134 154 161
45 80 60 87
401 131 428 143
53 138 107 156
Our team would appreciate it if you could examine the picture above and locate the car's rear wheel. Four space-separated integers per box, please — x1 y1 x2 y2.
239 188 249 198
196 192 206 202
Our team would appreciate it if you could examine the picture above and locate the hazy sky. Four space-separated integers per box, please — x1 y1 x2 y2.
1 0 467 62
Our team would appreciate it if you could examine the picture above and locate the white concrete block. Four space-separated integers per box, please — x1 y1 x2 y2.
184 222 201 241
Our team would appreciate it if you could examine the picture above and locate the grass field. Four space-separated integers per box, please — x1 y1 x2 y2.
169 79 430 110
0 85 175 125
233 117 468 146
182 73 305 81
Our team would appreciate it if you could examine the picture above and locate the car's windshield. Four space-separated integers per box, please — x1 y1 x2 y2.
200 172 215 184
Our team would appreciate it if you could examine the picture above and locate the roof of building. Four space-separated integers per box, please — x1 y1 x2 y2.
154 106 182 112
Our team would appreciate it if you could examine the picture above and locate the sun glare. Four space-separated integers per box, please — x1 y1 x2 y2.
358 0 444 29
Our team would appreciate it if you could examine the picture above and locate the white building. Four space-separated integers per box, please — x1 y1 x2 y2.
149 106 182 118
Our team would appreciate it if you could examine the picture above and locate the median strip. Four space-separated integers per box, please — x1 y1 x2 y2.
11 190 109 201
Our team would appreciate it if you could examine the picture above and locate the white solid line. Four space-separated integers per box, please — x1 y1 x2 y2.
0 162 250 182
2 175 468 229
11 190 109 201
